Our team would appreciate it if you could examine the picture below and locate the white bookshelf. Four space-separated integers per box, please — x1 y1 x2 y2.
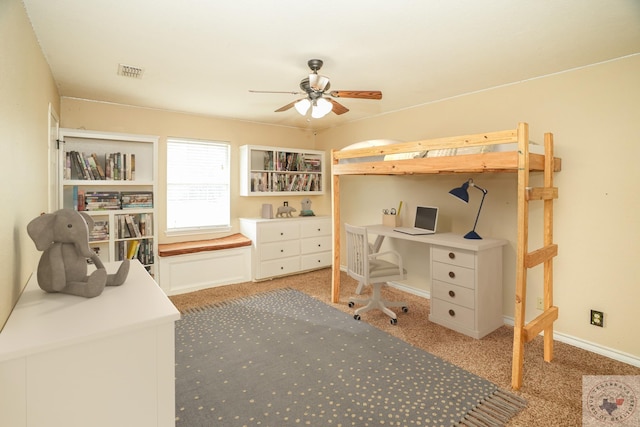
57 128 159 277
239 145 325 196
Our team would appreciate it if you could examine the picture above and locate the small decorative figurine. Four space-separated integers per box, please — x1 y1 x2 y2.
300 197 315 216
276 204 297 217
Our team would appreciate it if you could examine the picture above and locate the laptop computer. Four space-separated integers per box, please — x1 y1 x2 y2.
393 206 439 235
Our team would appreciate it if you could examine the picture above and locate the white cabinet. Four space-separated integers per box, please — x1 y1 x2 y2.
239 145 325 196
240 216 332 280
0 261 180 427
428 244 504 339
58 128 158 277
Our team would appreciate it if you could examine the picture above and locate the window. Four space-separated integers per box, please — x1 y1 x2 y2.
166 138 230 232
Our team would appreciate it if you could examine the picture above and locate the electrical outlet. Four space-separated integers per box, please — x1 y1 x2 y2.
536 297 543 310
590 310 604 327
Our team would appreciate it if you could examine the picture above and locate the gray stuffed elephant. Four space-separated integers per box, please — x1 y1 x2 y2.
27 208 130 298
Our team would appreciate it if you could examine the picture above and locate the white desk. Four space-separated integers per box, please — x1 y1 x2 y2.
0 260 180 427
365 225 507 339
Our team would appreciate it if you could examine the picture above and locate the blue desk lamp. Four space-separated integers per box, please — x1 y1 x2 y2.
449 179 487 240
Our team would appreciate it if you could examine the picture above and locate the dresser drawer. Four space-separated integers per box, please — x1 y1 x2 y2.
301 251 332 270
260 240 300 261
432 247 475 268
301 236 332 254
432 261 475 289
300 219 332 237
258 257 300 279
432 280 475 310
260 222 300 242
430 299 475 330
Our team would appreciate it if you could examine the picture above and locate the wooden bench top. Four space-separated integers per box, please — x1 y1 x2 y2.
158 233 252 257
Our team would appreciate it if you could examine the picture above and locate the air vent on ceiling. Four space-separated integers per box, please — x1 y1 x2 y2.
117 64 144 79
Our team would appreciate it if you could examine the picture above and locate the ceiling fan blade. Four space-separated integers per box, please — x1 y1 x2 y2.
249 90 303 95
329 90 382 100
328 99 349 115
274 98 305 113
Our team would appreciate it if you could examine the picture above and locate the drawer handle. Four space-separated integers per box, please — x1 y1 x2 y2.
317 228 321 231
448 290 455 298
280 249 284 253
448 252 455 259
448 271 455 279
448 309 456 317
280 266 284 270
318 244 321 247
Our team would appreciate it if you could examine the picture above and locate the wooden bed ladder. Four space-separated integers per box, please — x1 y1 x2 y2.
512 123 559 390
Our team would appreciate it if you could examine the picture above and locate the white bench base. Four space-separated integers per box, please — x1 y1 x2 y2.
158 246 251 296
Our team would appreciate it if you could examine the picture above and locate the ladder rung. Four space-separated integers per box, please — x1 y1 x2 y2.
526 244 558 268
526 187 558 201
523 306 559 342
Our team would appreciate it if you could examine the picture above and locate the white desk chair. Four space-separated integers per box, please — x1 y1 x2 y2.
345 223 408 324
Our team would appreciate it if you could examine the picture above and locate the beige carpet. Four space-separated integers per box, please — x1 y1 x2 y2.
170 268 640 426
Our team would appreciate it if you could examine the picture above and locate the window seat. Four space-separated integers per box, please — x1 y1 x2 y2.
157 234 252 295
158 233 252 257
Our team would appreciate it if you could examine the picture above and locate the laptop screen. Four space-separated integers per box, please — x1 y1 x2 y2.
414 206 438 231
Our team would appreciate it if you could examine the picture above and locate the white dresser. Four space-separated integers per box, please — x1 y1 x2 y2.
429 243 504 339
240 216 332 280
0 261 180 427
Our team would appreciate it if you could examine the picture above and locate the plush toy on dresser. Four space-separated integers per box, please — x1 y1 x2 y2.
27 208 130 298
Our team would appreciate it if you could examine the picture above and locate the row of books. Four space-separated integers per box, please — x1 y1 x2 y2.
115 213 153 239
262 152 321 172
250 172 322 192
73 188 153 211
116 239 154 265
64 150 136 181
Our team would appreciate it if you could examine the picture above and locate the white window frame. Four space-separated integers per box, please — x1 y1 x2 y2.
166 138 231 235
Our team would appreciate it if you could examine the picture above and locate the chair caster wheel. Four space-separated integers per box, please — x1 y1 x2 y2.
390 318 398 325
354 314 361 321
402 306 409 313
348 301 355 308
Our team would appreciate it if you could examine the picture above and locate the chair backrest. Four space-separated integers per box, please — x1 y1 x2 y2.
345 223 369 283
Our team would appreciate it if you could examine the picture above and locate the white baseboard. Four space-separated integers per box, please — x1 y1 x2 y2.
501 316 640 368
342 267 640 368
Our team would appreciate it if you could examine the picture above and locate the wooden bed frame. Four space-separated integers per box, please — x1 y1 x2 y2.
330 122 561 390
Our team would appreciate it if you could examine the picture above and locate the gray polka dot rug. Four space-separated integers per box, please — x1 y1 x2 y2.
175 288 525 426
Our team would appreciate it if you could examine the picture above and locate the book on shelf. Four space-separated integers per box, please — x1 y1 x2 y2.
84 191 121 211
89 220 109 241
120 191 153 209
127 240 141 260
63 150 137 181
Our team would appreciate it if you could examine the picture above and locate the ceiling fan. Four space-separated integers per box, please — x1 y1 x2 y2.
249 59 382 118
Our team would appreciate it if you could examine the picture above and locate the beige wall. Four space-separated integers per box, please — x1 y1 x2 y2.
59 99 317 243
0 0 60 329
315 54 640 359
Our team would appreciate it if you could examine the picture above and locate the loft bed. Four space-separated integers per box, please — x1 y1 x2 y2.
330 122 561 390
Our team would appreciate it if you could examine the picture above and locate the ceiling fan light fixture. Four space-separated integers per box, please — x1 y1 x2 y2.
311 98 333 118
294 98 311 115
309 73 330 91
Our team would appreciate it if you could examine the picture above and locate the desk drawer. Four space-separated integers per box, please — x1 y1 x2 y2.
431 299 475 331
301 251 332 270
260 222 300 243
260 240 300 261
432 261 475 289
432 247 475 268
432 280 475 310
301 236 332 254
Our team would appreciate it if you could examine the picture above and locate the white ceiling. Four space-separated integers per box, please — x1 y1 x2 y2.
22 0 640 131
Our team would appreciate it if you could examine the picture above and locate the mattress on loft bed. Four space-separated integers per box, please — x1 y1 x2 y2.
338 140 543 164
